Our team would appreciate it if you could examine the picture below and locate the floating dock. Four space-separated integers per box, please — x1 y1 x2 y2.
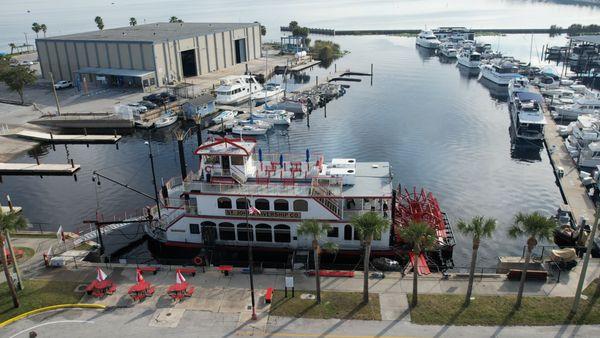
15 130 121 144
289 60 321 72
0 163 81 176
540 90 596 224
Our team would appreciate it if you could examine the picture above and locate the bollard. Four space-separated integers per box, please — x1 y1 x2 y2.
84 128 88 136
34 153 40 165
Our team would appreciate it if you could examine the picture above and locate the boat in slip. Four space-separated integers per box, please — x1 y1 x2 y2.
479 60 524 86
508 77 532 103
212 110 238 124
215 75 263 105
145 137 455 269
252 110 292 125
457 49 481 69
439 42 458 58
250 83 284 104
510 95 546 140
154 112 178 129
231 124 268 136
415 30 441 49
553 93 600 120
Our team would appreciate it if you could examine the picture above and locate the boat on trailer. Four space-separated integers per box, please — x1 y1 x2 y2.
145 137 455 270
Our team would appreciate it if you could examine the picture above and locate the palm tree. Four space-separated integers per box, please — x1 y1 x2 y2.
9 43 16 55
169 16 183 23
31 23 41 38
94 16 104 30
399 221 437 307
129 18 137 26
457 216 496 306
508 211 556 309
0 209 27 308
40 24 47 37
297 219 338 304
351 211 390 304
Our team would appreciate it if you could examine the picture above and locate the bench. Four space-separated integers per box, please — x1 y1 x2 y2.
178 267 197 277
265 287 274 304
507 269 548 281
139 266 160 275
217 265 233 276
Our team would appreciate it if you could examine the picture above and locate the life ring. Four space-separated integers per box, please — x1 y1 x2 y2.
193 256 203 266
205 166 212 173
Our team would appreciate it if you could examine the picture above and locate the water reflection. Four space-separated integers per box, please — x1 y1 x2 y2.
457 64 480 79
479 77 509 102
509 126 544 162
415 45 437 60
438 55 457 64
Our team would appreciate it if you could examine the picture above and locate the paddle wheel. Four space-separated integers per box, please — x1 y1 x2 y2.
393 186 455 270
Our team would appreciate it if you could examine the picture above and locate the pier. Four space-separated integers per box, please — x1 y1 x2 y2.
15 130 121 144
0 162 81 176
540 91 596 224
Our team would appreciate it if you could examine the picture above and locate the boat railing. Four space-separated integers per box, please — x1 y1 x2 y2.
184 181 315 196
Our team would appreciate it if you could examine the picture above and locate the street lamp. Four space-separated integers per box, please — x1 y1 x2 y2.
246 195 257 320
145 136 161 219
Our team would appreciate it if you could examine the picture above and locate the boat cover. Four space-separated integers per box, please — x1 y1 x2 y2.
550 248 577 261
516 91 544 103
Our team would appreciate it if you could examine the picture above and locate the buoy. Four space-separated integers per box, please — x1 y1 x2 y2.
193 256 203 266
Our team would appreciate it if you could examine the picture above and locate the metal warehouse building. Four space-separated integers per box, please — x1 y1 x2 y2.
36 22 262 91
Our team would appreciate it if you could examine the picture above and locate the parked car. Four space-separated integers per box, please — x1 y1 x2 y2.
53 80 73 89
159 92 177 102
127 103 148 113
19 60 35 66
142 93 167 105
138 100 158 110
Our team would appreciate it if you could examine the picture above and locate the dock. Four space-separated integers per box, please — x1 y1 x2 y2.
0 162 81 176
15 130 121 144
289 60 321 72
540 90 596 224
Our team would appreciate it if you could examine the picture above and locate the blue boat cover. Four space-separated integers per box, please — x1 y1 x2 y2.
516 91 544 103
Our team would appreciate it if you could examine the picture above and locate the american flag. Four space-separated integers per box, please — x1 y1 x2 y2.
248 205 261 215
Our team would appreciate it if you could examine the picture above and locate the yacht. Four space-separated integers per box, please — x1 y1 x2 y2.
510 97 546 140
215 75 263 105
154 112 178 129
250 83 284 104
479 61 523 86
433 27 475 41
143 137 455 268
564 114 600 157
457 49 481 69
415 30 441 49
553 93 600 120
508 77 532 103
439 42 458 58
576 142 600 168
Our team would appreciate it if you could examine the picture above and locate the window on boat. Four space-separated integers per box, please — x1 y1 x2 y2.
293 200 308 212
255 199 270 210
189 223 200 234
327 227 339 238
218 222 235 241
344 225 352 241
353 227 361 241
217 197 232 209
204 156 219 165
255 224 273 242
237 223 254 241
274 199 289 211
231 156 244 166
236 197 249 210
274 224 291 242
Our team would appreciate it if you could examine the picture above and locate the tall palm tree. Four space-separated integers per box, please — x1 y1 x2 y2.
129 18 137 26
40 24 47 37
31 23 41 38
457 216 496 306
508 211 556 309
94 16 104 30
351 211 390 304
297 219 338 304
399 221 437 307
0 209 28 308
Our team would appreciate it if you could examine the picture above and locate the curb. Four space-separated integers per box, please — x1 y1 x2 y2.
0 304 106 328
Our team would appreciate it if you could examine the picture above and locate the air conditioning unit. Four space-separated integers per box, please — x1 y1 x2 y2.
331 158 356 169
328 167 356 185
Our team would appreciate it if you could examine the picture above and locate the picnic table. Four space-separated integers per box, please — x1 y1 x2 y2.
167 282 195 301
128 281 155 301
217 265 233 276
85 279 117 298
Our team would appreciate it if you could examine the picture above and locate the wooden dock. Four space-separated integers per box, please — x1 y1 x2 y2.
289 60 321 72
15 130 121 143
540 90 596 224
0 163 81 176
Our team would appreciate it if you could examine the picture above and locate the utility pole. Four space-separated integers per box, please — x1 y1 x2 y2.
571 206 599 314
246 195 257 320
49 72 62 115
146 133 162 219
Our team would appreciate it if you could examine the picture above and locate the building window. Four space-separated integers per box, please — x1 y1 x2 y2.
237 223 254 241
327 227 339 238
189 223 200 234
354 227 361 241
236 197 249 210
274 224 291 242
293 200 308 212
274 199 289 211
218 222 235 241
255 198 270 210
344 225 353 240
217 197 232 209
255 224 272 242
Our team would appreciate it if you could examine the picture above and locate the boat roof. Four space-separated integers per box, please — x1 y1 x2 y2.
341 162 393 197
518 111 546 124
194 137 256 156
516 91 543 103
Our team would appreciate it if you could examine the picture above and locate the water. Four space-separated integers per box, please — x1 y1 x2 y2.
1 30 570 267
2 0 600 52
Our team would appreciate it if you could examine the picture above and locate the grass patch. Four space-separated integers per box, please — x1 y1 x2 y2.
14 247 35 263
270 290 381 320
10 232 57 239
409 279 600 326
73 242 96 251
0 279 83 323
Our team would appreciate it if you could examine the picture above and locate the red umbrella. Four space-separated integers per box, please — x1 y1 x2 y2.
96 267 107 281
135 269 144 283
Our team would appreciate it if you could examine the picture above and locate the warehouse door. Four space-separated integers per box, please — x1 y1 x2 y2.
235 38 247 64
180 49 198 77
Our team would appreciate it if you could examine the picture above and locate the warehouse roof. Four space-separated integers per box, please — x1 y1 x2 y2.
39 22 259 43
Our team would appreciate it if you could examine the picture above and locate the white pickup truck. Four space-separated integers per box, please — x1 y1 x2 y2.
53 80 73 89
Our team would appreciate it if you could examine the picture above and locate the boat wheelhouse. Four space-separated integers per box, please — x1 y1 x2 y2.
433 27 475 42
145 137 455 267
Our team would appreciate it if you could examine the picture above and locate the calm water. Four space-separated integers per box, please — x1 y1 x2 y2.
2 0 600 52
1 31 569 267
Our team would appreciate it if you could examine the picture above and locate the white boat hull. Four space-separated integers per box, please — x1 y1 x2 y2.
457 57 480 69
480 67 522 86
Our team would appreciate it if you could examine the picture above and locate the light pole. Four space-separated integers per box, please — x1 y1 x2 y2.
246 195 257 320
145 133 161 219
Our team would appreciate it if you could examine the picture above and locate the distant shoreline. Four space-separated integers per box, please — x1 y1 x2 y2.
280 27 600 36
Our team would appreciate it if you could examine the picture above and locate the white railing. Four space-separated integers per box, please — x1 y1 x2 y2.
184 181 314 196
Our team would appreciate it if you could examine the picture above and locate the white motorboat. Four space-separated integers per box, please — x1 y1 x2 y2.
267 100 308 115
554 94 600 120
250 83 284 104
440 42 457 58
238 119 273 129
510 98 546 140
154 112 178 128
457 49 481 69
213 110 238 124
479 61 523 86
215 75 263 105
231 124 268 136
508 77 532 103
252 111 291 125
415 30 441 49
